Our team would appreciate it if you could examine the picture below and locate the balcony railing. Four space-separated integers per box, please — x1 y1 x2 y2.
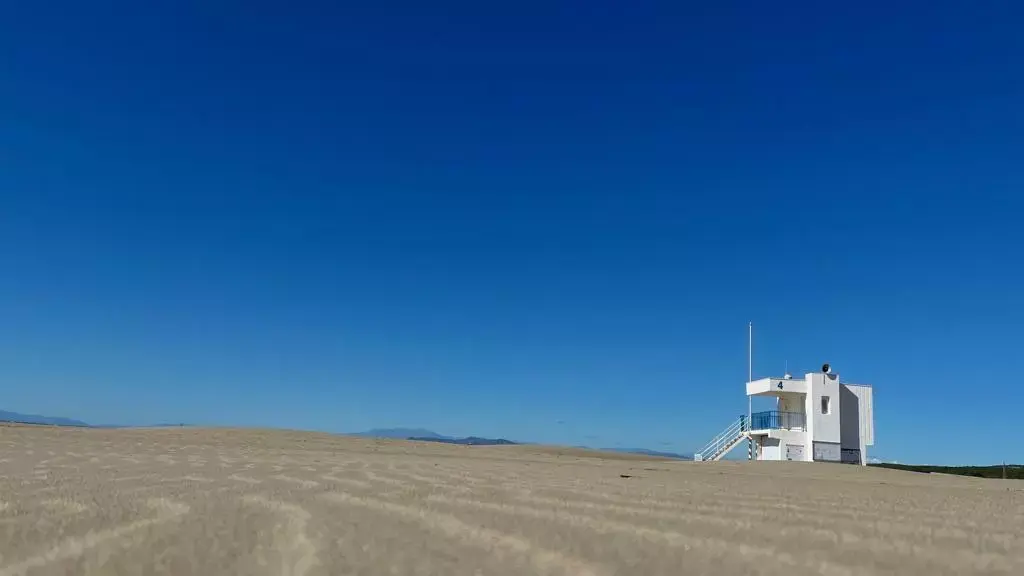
750 410 805 431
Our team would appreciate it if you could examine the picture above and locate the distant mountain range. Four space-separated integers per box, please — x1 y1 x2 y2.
0 410 89 427
354 428 690 455
1 410 190 429
409 436 517 446
0 415 692 457
353 427 516 446
354 428 447 440
602 447 693 460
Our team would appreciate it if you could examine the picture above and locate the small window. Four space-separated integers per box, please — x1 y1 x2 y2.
821 396 831 415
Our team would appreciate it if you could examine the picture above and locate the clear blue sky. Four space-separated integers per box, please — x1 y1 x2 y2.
1 1 1021 465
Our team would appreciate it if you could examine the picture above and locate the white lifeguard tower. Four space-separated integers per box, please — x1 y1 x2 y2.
693 326 875 464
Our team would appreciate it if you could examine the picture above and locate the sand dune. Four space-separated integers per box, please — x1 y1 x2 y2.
1 424 1021 575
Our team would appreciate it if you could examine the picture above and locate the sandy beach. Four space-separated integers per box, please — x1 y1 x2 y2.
1 423 1021 575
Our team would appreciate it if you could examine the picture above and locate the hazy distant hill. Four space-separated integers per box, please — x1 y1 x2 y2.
355 428 449 440
870 463 1023 479
92 423 191 428
354 428 515 446
356 428 686 453
409 436 517 446
0 410 89 427
0 417 687 458
603 447 693 460
0 411 191 429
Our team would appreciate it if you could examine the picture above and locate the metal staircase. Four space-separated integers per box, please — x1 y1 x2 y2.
694 416 748 461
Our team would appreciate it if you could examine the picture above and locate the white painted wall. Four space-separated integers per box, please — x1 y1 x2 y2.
839 385 862 452
813 441 841 461
803 374 814 449
840 383 874 465
753 430 815 462
785 443 805 460
748 377 808 395
776 393 805 427
760 438 781 460
808 372 841 445
844 384 874 446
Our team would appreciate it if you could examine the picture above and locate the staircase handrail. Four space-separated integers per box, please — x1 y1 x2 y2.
694 415 747 461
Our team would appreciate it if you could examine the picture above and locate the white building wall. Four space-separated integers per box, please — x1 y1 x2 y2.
808 372 842 444
803 374 815 452
840 383 874 465
777 393 804 415
813 442 841 461
761 438 781 460
839 384 861 461
756 437 806 461
785 443 805 460
846 384 874 446
747 377 807 395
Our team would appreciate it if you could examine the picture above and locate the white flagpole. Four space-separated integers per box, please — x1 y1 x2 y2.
748 322 753 460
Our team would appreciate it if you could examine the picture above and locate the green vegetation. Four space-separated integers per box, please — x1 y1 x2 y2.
870 463 1024 479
